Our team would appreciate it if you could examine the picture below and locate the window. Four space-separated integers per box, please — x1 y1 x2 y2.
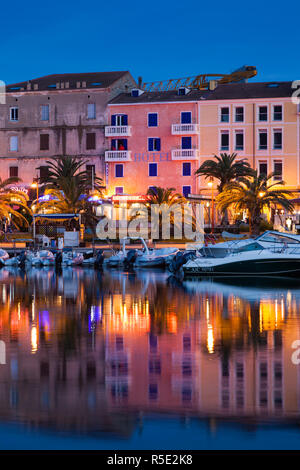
221 131 229 150
111 114 128 126
39 166 49 183
115 187 123 195
259 130 268 150
86 164 95 187
235 107 244 122
178 87 187 96
181 136 192 149
273 129 282 149
41 105 49 121
259 106 268 121
10 107 18 121
182 185 191 198
182 162 191 176
235 131 244 150
111 139 127 150
148 138 161 151
87 103 96 119
273 160 282 180
149 163 157 177
9 166 18 178
86 132 96 150
10 136 18 151
273 105 282 121
220 107 229 122
148 113 158 127
115 164 123 178
40 134 49 151
181 112 191 124
148 186 157 194
259 161 268 177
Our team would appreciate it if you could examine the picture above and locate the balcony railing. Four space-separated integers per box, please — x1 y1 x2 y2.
171 123 199 135
171 149 199 160
105 150 131 162
105 125 131 137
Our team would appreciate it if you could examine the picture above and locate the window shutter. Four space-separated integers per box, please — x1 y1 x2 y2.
148 138 153 151
111 115 116 126
156 139 161 151
122 115 128 125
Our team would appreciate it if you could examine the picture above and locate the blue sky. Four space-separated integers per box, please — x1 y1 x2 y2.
1 0 299 85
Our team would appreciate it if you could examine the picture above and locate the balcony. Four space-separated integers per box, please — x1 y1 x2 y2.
171 149 199 160
171 123 199 135
105 150 131 162
105 125 131 137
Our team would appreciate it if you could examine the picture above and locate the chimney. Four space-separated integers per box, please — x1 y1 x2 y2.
33 83 38 90
27 82 31 91
138 76 143 88
208 80 218 91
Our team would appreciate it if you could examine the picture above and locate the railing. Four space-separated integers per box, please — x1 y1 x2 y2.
105 150 131 162
171 149 199 160
105 126 131 136
171 123 199 135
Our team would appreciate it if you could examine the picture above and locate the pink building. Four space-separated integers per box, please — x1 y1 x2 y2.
105 81 300 199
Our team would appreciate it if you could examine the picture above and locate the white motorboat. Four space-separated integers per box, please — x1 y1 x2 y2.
134 246 179 268
104 237 179 269
0 249 10 266
31 250 55 266
4 250 35 267
62 251 84 266
183 248 300 277
202 230 300 258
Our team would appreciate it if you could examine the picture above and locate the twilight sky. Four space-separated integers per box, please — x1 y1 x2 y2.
1 0 299 86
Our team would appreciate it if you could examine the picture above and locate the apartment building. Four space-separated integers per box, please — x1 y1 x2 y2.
105 81 299 198
0 71 137 193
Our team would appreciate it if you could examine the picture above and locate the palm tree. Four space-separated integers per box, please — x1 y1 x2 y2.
216 171 294 236
38 155 103 191
195 153 254 192
35 156 103 232
146 187 186 206
0 177 31 231
131 187 187 240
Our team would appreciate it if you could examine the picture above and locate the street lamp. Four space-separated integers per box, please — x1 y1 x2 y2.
31 179 39 201
208 177 214 233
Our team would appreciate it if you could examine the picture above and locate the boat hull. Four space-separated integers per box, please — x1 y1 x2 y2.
183 257 300 277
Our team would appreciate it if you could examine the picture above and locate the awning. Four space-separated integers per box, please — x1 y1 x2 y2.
33 213 79 219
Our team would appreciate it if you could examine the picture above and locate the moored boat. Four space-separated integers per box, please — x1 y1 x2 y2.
183 249 300 277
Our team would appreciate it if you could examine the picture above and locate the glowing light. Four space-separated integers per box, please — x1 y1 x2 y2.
31 326 38 353
207 325 214 354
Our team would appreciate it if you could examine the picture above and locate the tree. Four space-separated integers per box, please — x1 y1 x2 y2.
35 156 103 232
216 171 294 236
195 153 254 192
0 177 31 231
132 187 187 240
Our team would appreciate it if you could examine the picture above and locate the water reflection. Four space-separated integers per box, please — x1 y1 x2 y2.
0 268 300 440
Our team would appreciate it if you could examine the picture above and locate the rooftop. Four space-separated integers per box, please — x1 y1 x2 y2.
6 71 130 92
109 81 295 104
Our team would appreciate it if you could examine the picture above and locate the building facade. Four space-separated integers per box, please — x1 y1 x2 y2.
105 81 300 199
0 71 137 194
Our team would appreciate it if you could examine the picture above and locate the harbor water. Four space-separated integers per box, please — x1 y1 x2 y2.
0 267 300 449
